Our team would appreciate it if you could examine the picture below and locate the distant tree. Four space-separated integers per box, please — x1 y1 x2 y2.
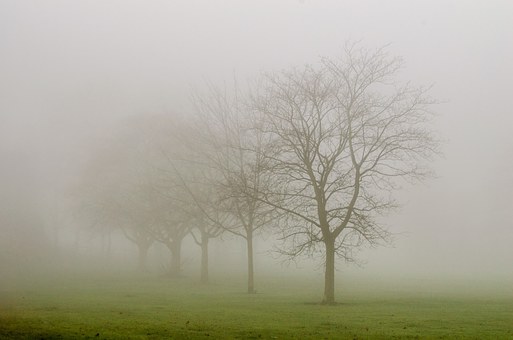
76 151 156 272
147 171 193 277
123 114 199 277
185 182 224 284
190 84 276 293
153 119 225 283
190 208 223 284
252 44 440 304
76 115 180 273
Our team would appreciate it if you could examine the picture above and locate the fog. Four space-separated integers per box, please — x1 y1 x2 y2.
1 0 512 298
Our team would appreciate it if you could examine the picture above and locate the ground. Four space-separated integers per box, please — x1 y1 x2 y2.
0 273 512 339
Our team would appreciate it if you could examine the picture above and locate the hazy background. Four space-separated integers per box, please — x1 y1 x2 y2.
1 0 512 292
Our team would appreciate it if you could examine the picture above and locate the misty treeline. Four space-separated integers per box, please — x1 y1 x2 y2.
4 44 439 304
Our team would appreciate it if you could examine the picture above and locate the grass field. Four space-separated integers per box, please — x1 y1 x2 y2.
0 273 512 339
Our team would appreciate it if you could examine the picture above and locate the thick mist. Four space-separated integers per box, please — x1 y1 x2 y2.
1 0 512 299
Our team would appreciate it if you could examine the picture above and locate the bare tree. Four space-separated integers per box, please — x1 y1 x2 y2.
167 168 226 283
252 44 440 304
125 114 197 277
147 197 191 276
191 83 276 293
76 115 179 273
139 114 224 281
76 156 156 272
147 164 197 277
190 212 223 284
181 176 226 284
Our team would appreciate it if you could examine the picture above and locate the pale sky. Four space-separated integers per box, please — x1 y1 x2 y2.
1 0 512 282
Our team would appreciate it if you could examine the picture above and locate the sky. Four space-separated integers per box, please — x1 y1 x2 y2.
1 0 512 284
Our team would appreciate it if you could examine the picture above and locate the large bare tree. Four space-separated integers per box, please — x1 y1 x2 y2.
252 44 439 304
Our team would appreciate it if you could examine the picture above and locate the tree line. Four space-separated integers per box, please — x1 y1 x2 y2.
75 44 439 304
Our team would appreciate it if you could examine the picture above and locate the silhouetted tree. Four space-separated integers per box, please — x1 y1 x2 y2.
252 44 440 304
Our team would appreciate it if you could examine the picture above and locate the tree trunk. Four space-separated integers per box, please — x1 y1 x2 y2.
246 231 255 294
322 239 336 304
168 241 182 276
200 232 209 284
137 242 150 272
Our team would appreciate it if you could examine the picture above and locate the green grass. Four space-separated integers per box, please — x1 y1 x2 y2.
0 274 512 339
